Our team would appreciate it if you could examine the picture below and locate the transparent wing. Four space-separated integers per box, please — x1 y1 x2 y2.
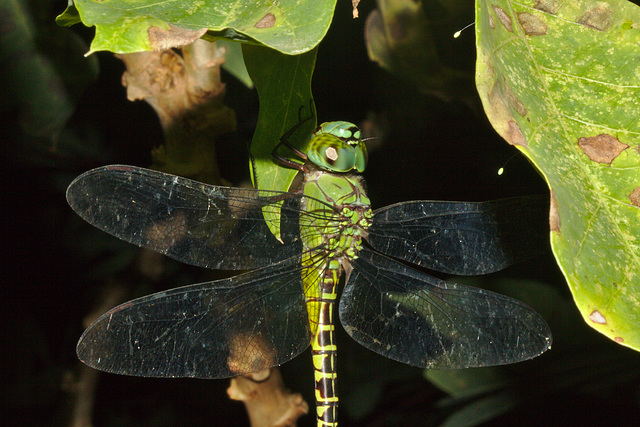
367 196 549 275
66 165 307 270
339 248 551 369
77 255 312 378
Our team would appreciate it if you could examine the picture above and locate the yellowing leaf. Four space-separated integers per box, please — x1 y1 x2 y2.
476 0 640 349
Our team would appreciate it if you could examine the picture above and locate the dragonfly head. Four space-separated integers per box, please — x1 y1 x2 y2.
307 121 368 173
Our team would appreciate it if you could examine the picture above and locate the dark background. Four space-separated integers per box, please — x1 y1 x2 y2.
3 0 639 426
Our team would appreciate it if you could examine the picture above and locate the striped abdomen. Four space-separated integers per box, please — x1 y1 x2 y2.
306 256 341 426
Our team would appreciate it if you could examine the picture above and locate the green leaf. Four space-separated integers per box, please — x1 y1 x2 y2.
244 44 317 192
475 0 640 349
217 40 253 88
244 44 317 240
56 0 337 55
55 4 82 27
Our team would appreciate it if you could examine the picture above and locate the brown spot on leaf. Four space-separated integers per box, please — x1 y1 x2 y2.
507 120 528 148
630 187 640 207
255 13 276 29
534 0 559 14
578 4 613 31
549 191 560 233
148 25 207 51
615 337 625 343
489 14 495 29
589 310 607 324
492 5 513 32
518 13 547 36
483 73 529 145
578 134 628 164
505 85 527 117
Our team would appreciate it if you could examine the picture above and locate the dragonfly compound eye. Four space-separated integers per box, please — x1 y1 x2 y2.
309 121 367 173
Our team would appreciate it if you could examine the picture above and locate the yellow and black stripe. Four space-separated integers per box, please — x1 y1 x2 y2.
309 265 340 426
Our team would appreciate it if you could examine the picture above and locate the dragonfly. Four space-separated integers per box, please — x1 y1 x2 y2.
67 120 552 427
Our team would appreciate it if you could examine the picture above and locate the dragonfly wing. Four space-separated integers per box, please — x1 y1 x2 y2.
339 248 551 369
66 165 303 270
367 195 549 275
77 256 311 378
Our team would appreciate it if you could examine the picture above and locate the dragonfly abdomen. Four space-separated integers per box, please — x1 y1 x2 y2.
308 260 340 427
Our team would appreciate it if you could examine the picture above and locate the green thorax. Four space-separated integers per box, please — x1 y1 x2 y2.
301 170 372 260
300 121 372 261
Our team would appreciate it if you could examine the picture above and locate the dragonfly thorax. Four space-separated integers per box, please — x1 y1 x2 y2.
301 170 372 263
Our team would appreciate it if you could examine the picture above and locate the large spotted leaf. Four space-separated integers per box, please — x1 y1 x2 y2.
57 0 336 55
476 0 640 348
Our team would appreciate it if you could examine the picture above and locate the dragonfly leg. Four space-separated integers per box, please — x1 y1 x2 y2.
271 102 316 172
272 152 307 173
